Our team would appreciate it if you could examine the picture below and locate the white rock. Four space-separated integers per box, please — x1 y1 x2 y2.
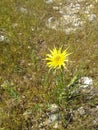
53 6 59 11
49 113 58 122
53 122 59 128
48 17 54 23
43 113 59 126
65 28 76 34
79 77 93 88
48 104 58 112
20 7 28 14
77 106 85 115
12 23 18 28
88 14 96 21
96 105 98 109
0 35 5 42
45 0 53 4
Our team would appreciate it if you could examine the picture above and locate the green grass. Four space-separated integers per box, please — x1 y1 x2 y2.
0 0 98 129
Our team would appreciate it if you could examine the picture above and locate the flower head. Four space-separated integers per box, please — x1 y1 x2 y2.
45 47 70 69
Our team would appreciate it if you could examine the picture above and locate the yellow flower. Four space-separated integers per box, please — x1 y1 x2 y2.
46 47 70 69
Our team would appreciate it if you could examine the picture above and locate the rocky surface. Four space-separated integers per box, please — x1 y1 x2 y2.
45 0 97 34
28 77 98 129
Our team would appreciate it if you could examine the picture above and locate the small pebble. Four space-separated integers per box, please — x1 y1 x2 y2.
0 35 5 42
45 0 53 4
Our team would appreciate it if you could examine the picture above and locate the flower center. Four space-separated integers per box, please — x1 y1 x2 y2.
54 55 61 63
